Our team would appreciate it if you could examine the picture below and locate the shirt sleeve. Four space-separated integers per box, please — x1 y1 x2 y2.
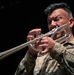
50 42 74 75
14 51 36 75
50 42 74 59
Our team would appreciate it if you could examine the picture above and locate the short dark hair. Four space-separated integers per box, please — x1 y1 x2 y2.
44 2 73 18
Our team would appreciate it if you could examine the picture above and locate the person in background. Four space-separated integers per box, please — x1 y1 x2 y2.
15 2 74 75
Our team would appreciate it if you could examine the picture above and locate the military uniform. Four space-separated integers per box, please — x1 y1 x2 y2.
14 39 74 75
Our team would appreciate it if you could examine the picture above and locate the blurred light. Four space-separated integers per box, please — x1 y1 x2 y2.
15 1 20 4
0 5 4 9
0 0 21 10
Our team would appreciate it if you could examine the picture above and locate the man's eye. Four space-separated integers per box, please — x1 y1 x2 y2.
54 17 62 21
54 18 59 21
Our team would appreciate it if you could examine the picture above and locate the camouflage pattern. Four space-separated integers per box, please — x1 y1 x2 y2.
14 39 74 75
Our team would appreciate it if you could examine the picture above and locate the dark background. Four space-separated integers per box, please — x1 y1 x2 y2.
0 0 74 75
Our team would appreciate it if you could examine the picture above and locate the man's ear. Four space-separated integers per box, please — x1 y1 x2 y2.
69 18 74 27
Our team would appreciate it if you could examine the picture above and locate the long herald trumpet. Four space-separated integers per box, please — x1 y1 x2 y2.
0 24 72 60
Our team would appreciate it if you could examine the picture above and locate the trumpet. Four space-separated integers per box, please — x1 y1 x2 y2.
0 24 72 60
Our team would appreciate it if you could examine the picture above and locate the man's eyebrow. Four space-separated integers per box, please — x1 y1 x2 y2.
47 14 62 22
54 15 62 18
49 15 61 20
56 14 62 17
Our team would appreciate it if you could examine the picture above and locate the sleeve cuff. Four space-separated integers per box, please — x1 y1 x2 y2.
50 42 66 59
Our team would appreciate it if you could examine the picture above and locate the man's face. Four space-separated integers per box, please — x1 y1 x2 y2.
47 8 70 39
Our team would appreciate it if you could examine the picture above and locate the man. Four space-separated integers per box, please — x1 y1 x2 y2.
15 2 74 75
